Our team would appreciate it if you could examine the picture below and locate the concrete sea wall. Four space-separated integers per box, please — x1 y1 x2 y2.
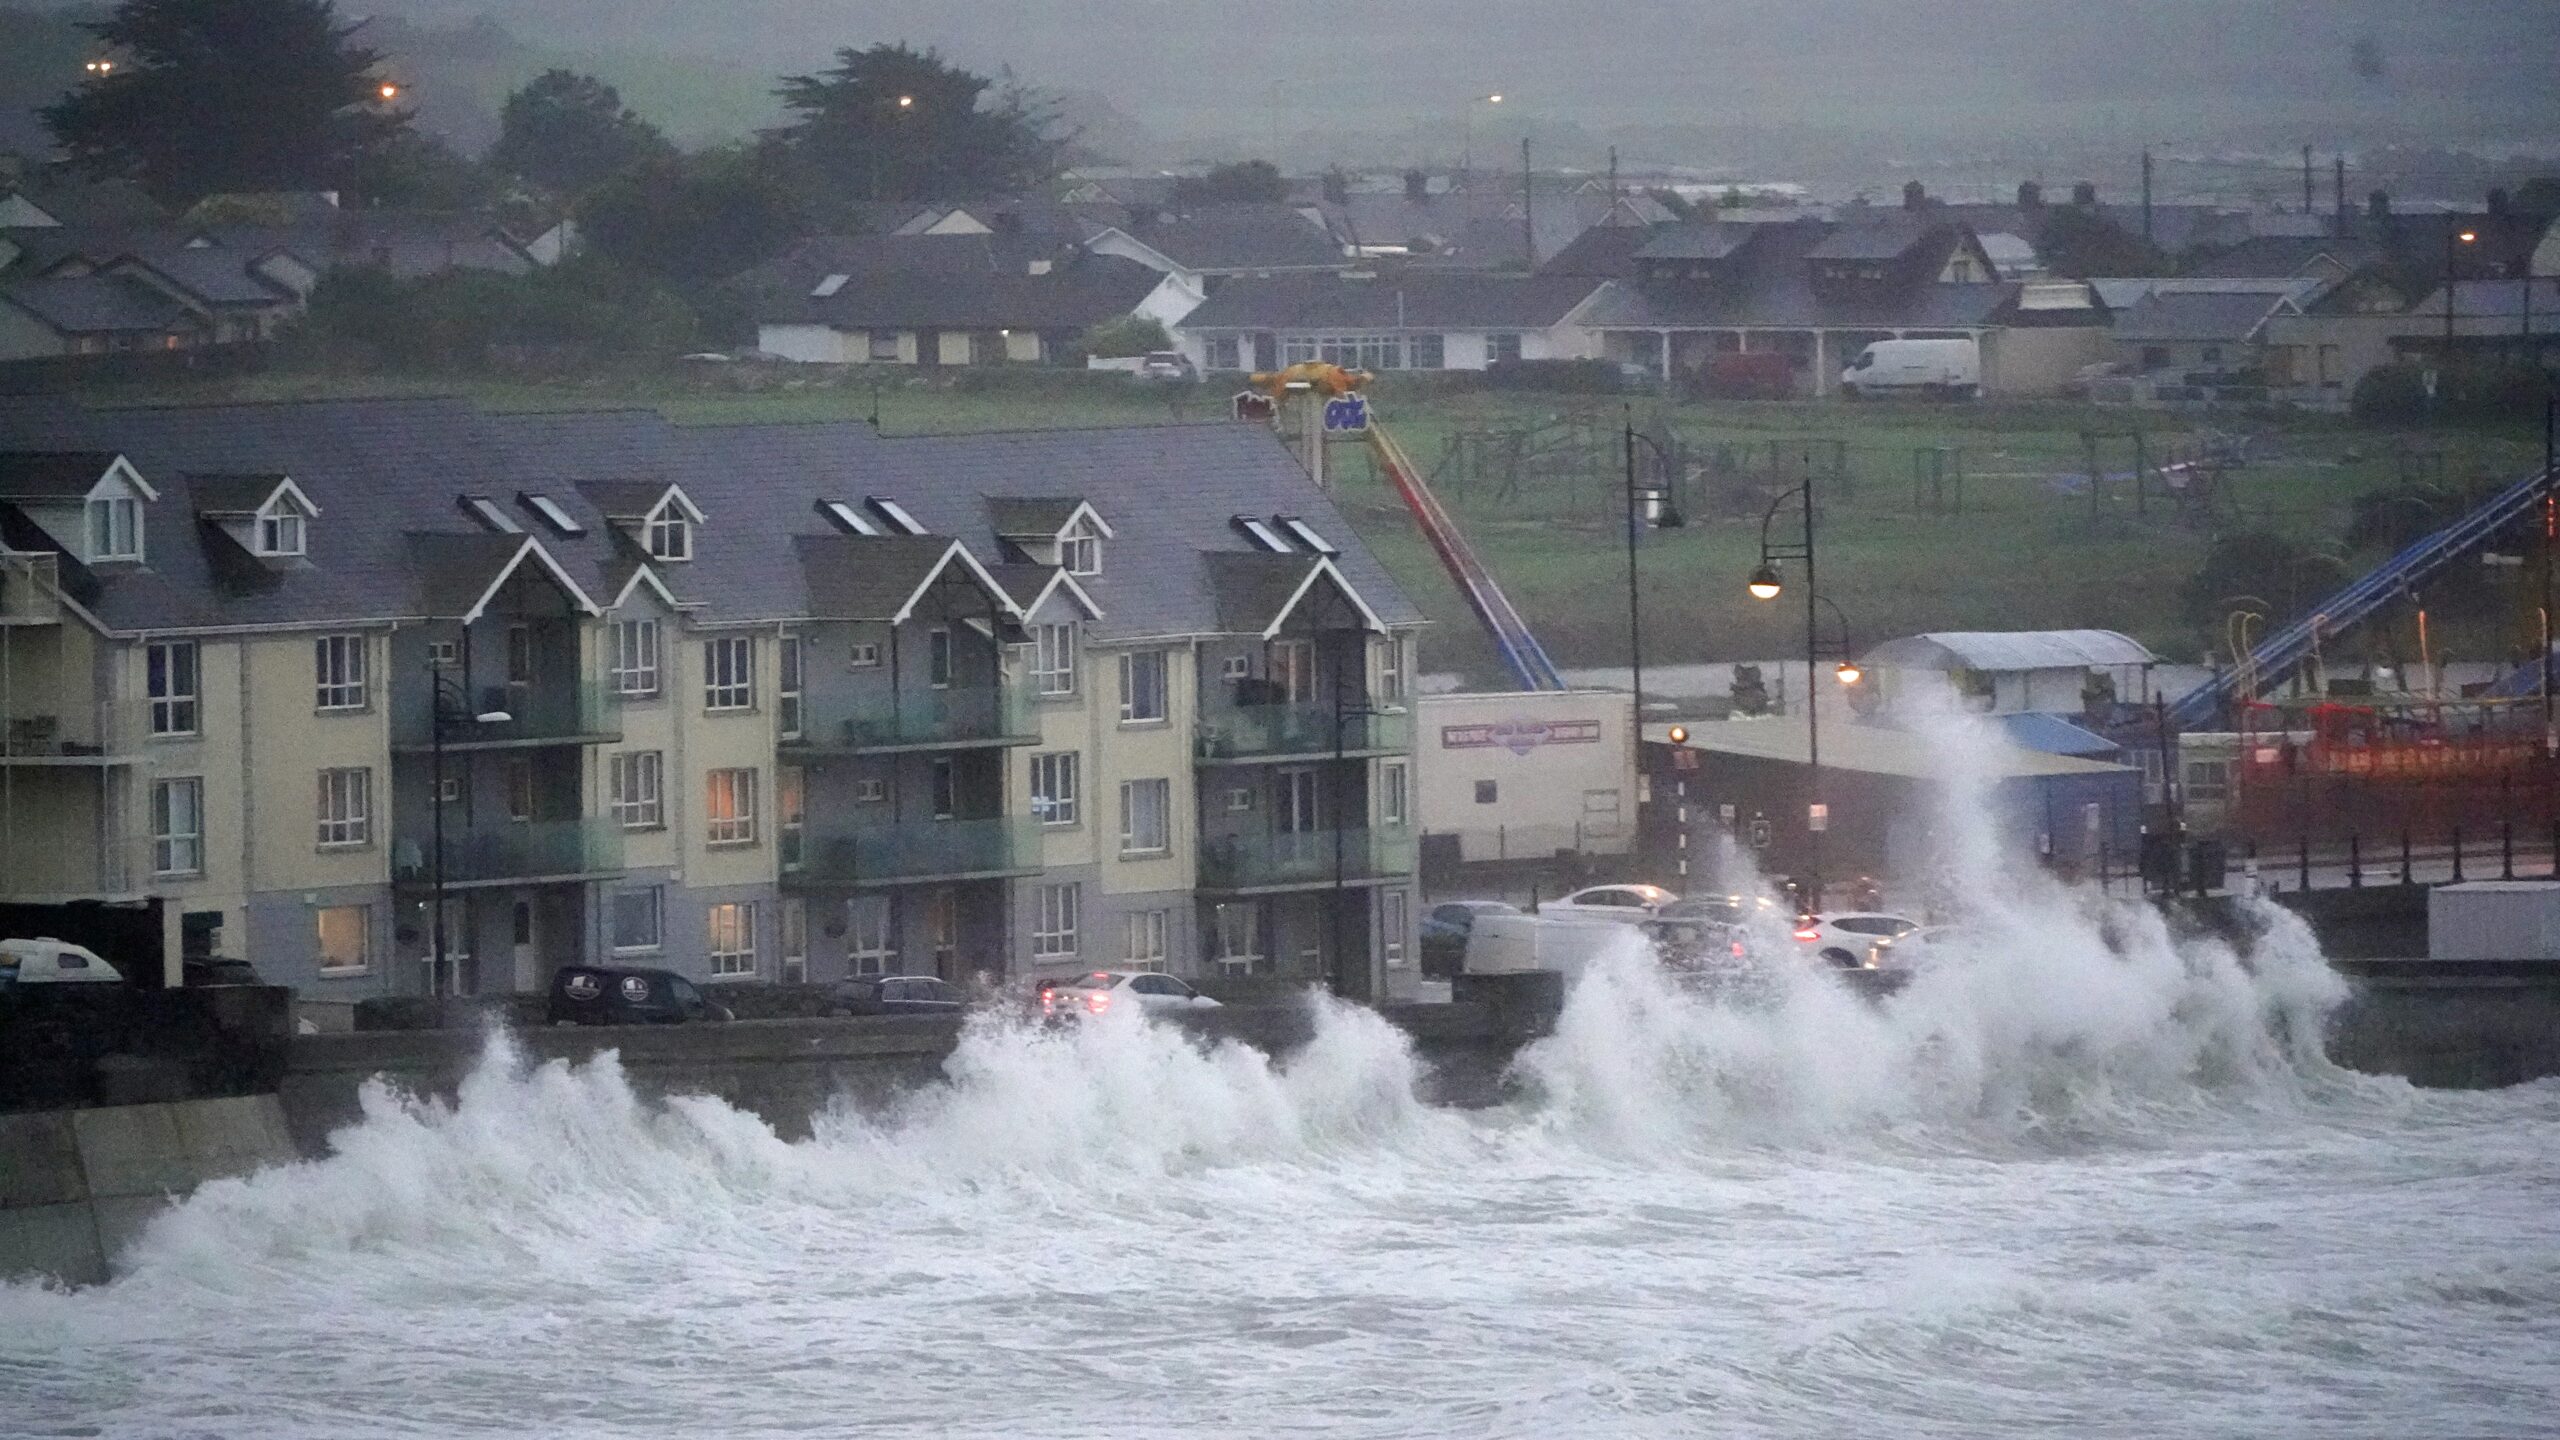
0 1094 298 1287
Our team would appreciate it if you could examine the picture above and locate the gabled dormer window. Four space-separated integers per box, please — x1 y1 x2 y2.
646 503 691 561
87 495 142 561
252 489 317 556
1061 518 1101 577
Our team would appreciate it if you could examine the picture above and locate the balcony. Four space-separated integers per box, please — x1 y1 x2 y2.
0 835 145 900
393 817 625 889
1197 826 1416 894
784 685 1039 755
393 682 622 753
784 816 1041 888
1 700 143 767
1195 704 1411 764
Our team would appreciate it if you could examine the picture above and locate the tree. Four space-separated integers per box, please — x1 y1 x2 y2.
489 70 672 197
1072 315 1171 359
1172 160 1287 207
2035 206 2168 277
758 44 1066 208
43 0 408 204
578 149 804 289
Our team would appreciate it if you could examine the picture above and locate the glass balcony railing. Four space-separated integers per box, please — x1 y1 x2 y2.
789 685 1038 752
393 817 624 887
787 816 1041 887
1197 826 1416 892
1 698 144 763
395 681 622 751
0 835 145 899
1195 704 1411 762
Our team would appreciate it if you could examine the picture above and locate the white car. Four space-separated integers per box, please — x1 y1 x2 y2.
0 937 124 986
1040 970 1221 1019
1867 925 1968 971
1790 912 1922 968
1539 884 1680 925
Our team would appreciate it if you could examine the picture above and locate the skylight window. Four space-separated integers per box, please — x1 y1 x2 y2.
520 492 584 537
461 495 521 534
819 500 880 535
813 273 850 297
1278 517 1338 555
868 497 927 535
1234 516 1292 553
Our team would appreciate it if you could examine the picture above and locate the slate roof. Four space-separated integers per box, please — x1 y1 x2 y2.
762 253 1166 332
1578 218 2018 332
1538 223 1657 279
114 248 294 308
0 397 1423 647
796 535 982 620
2112 290 2292 344
0 451 121 499
1634 222 1758 262
986 498 1087 537
2183 234 2381 279
1174 272 1605 332
1805 215 1944 261
187 473 292 514
0 273 198 334
1113 204 1344 272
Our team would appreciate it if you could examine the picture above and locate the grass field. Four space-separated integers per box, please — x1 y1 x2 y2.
74 366 2546 684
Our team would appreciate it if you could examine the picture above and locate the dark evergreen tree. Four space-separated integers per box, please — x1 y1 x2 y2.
489 70 672 197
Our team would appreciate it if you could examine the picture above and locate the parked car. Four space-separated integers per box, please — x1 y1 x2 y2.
1791 912 1923 967
0 937 124 987
1421 900 1522 977
833 974 967 1017
1136 351 1199 383
1540 884 1680 925
546 965 733 1026
1040 970 1220 1020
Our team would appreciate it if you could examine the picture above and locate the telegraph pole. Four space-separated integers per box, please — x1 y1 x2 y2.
1522 135 1536 270
2140 148 2154 245
2301 146 2314 214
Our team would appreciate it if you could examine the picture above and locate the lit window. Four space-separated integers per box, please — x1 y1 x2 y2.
1119 778 1170 856
1033 624 1077 696
315 905 370 974
610 887 662 952
151 777 203 876
610 751 663 829
1031 752 1078 826
1119 650 1167 724
1033 883 1080 958
314 634 368 711
705 767 758 845
147 640 198 736
610 618 660 697
316 767 371 848
704 636 754 711
86 495 142 561
706 902 757 976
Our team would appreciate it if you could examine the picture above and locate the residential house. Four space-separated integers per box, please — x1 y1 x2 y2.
0 398 1426 1000
1086 203 1351 294
2258 276 2560 411
0 274 206 359
1168 271 1609 373
2110 288 2306 392
1303 171 1675 271
747 233 1197 365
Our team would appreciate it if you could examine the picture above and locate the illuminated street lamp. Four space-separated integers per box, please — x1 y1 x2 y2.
1747 562 1784 601
1461 92 1505 178
378 82 401 102
1743 470 1857 911
83 59 113 76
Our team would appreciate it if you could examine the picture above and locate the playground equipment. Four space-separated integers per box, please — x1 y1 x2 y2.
1239 365 1567 692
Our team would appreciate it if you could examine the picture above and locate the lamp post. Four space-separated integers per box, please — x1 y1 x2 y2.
2544 387 2556 756
1461 93 1503 181
1621 409 1687 748
1744 475 1862 913
2439 225 2478 414
427 662 509 997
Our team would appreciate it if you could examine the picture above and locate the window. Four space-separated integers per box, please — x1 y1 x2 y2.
151 777 203 876
435 775 460 804
928 628 953 689
1221 654 1251 682
315 905 370 974
1280 518 1337 555
1030 752 1079 825
780 900 808 984
1409 334 1445 370
707 902 757 976
505 759 535 822
1226 785 1254 813
463 496 520 534
850 641 882 668
610 887 663 952
1380 761 1408 829
847 902 895 975
1207 336 1241 370
86 495 141 561
314 634 368 711
1474 780 1498 805
1269 639 1313 705
147 640 198 736
2184 760 2232 804
1382 889 1409 968
316 767 370 848
869 498 926 536
505 626 535 690
1210 902 1261 970
821 499 880 535
1119 650 1168 724
610 751 664 829
1376 638 1405 704
427 639 458 669
1061 521 1101 577
646 505 691 561
257 505 305 557
854 776 888 804
1125 909 1169 970
1033 624 1077 696
706 768 758 845
1033 883 1080 958
1120 778 1170 856
522 493 584 537
1277 768 1319 833
868 332 901 362
1489 333 1524 365
611 619 660 697
930 757 956 820
704 637 754 711
779 765 805 868
779 636 804 739
928 889 958 969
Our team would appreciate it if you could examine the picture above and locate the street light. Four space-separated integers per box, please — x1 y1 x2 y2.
1747 563 1784 601
377 82 400 102
1461 92 1504 179
2439 224 2480 412
427 661 509 998
1622 410 1687 748
1742 468 1852 912
83 59 112 76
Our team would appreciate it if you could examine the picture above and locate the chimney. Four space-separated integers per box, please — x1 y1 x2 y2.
1902 180 1927 211
1404 169 1429 203
2070 180 2098 208
2016 180 2044 212
2368 189 2390 221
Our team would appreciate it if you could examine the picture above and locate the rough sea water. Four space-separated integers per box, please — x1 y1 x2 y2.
8 729 2560 1438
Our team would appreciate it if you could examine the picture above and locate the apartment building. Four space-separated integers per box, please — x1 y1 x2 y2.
0 398 1424 1001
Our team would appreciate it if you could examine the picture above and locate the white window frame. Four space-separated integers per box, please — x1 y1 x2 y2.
1030 751 1079 826
779 764 806 867
315 904 370 976
1382 889 1409 968
705 767 759 846
1376 637 1405 704
87 494 142 561
610 750 664 829
1125 909 1169 971
847 902 895 975
780 899 808 984
1033 624 1077 696
706 902 757 977
1061 520 1101 577
147 639 198 737
256 503 306 557
645 504 692 562
1118 649 1168 725
1033 883 1080 958
610 618 660 697
1221 654 1251 681
853 776 888 804
314 634 368 712
778 634 804 739
610 886 663 953
849 641 882 668
928 627 953 689
1119 777 1170 857
151 776 203 876
315 766 371 848
1380 760 1409 830
704 636 754 712
1211 901 1262 969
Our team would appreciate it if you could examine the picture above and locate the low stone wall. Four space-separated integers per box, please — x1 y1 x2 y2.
0 1094 297 1287
1 985 292 1114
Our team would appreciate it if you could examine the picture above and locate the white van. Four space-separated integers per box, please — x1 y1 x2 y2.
1840 338 1980 399
0 937 125 987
